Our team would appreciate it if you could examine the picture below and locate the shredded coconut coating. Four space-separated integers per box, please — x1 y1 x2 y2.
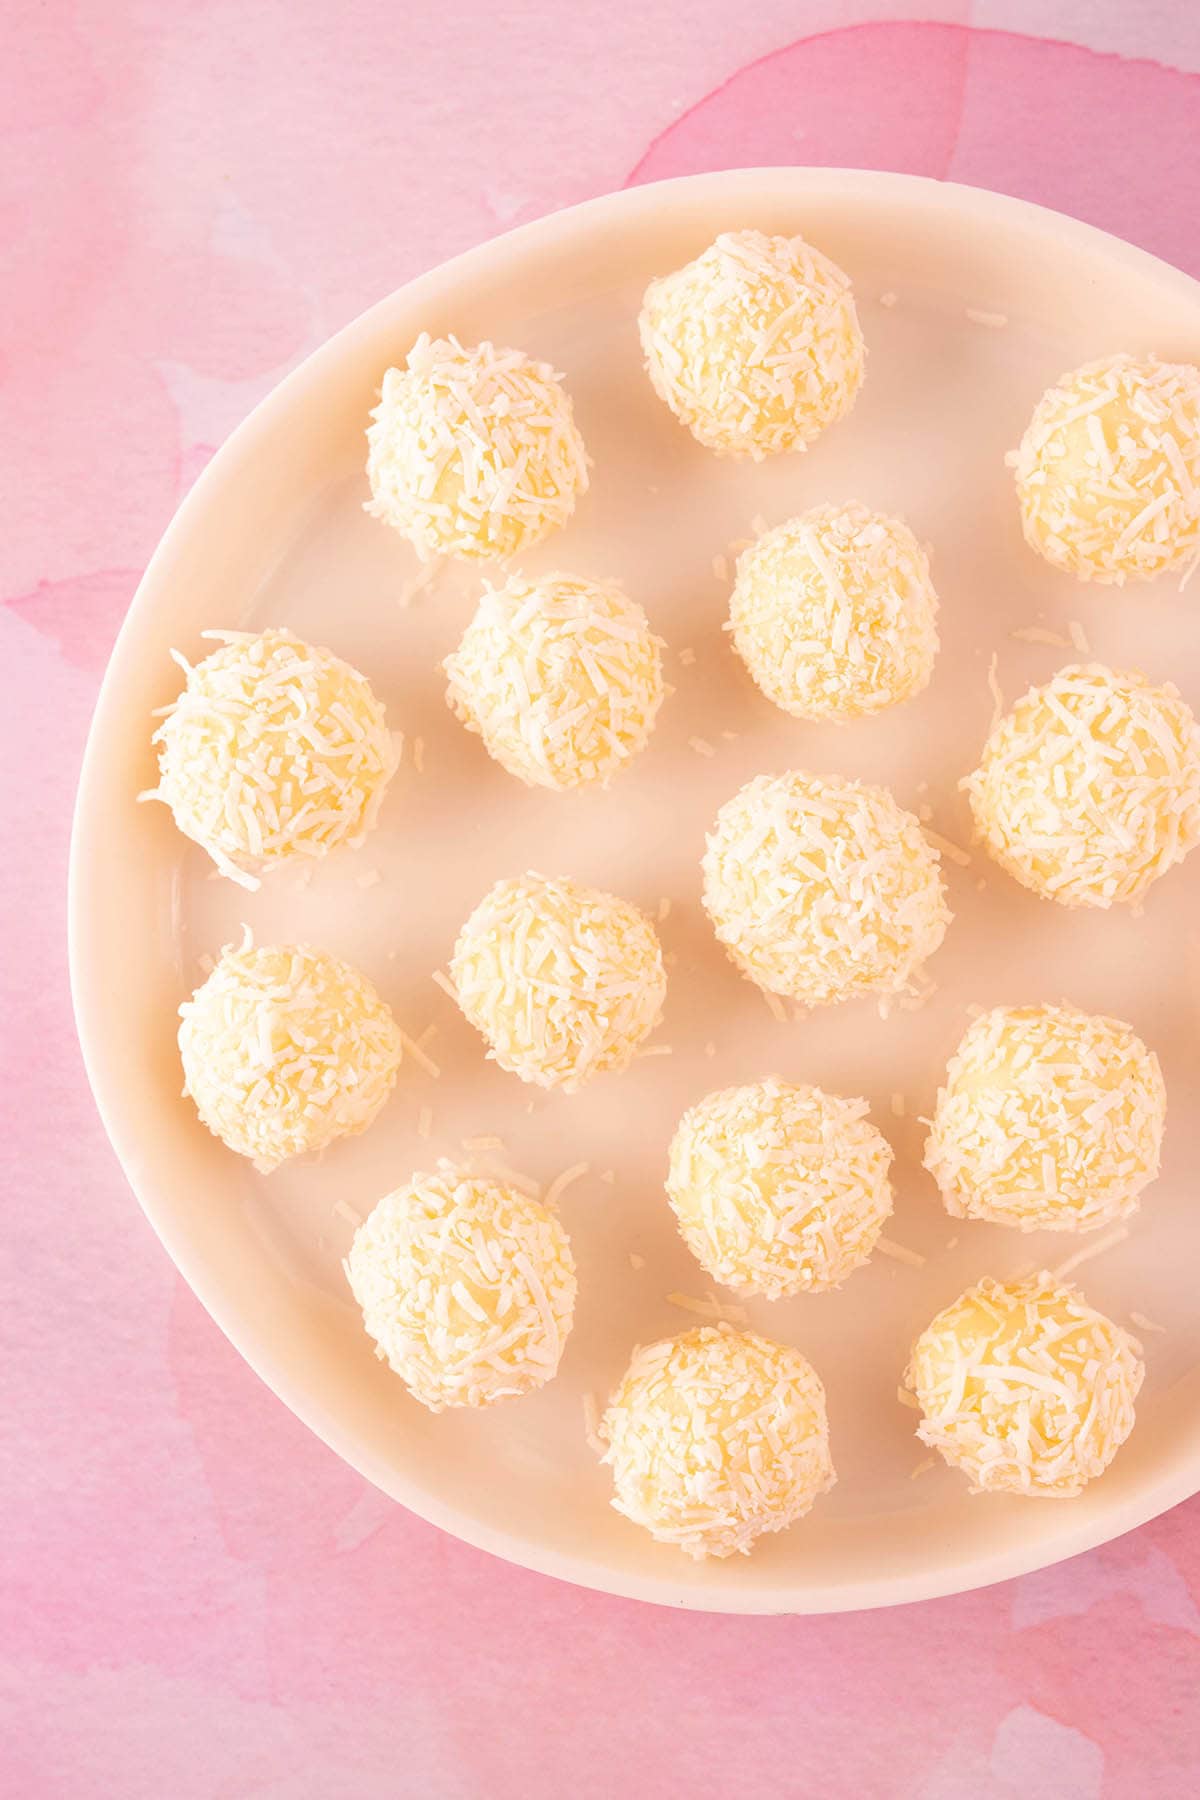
179 941 403 1172
905 1273 1144 1497
147 629 398 890
667 1079 893 1296
701 770 951 1005
450 872 667 1091
600 1325 835 1558
443 571 664 789
966 662 1200 907
1011 353 1200 584
366 333 589 563
345 1166 576 1411
925 1004 1165 1234
638 229 865 460
729 503 939 720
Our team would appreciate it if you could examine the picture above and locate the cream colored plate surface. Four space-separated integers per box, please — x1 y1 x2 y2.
70 170 1200 1613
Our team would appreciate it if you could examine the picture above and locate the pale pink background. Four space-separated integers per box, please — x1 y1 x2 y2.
5 3 1200 1795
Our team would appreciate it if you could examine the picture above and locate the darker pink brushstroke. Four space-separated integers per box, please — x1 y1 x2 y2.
630 23 1200 280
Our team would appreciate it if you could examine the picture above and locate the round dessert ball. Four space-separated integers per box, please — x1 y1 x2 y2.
179 939 403 1172
443 571 664 789
450 872 667 1091
905 1273 1144 1497
701 770 951 1005
638 229 865 460
666 1079 893 1296
1011 353 1200 583
600 1325 835 1558
729 503 939 720
366 333 589 563
345 1166 577 1412
967 663 1200 907
925 1004 1166 1233
148 629 398 889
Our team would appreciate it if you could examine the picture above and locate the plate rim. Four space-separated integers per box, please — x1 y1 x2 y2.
69 166 1200 1615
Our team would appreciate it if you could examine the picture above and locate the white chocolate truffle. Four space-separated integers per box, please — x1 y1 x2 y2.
450 872 667 1091
639 229 865 460
701 770 950 1005
1011 353 1200 583
925 1004 1165 1233
667 1079 893 1296
600 1325 835 1558
443 571 664 789
147 629 398 889
179 940 402 1171
345 1166 576 1411
729 504 939 720
905 1273 1144 1497
366 334 588 563
967 663 1200 907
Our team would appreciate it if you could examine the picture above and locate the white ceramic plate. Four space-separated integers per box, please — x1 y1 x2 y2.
70 169 1200 1614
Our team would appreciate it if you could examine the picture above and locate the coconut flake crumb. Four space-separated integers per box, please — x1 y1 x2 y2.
1011 624 1072 648
1053 1224 1131 1280
398 1027 441 1079
987 653 1004 730
877 1235 926 1268
924 829 972 868
544 1162 589 1209
582 1391 606 1454
666 1290 749 1326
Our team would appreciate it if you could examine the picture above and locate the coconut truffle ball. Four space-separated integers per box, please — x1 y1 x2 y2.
366 333 588 563
905 1274 1144 1497
179 940 403 1172
729 504 939 720
600 1325 835 1558
925 1004 1166 1234
450 872 667 1091
443 572 664 789
345 1166 577 1412
639 229 865 460
146 629 398 889
1011 353 1200 583
667 1080 893 1296
701 770 951 1006
967 663 1200 907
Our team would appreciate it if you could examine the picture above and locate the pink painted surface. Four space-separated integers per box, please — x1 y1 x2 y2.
4 4 1200 1794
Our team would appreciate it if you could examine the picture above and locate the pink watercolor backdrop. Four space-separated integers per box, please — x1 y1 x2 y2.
4 3 1200 1795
